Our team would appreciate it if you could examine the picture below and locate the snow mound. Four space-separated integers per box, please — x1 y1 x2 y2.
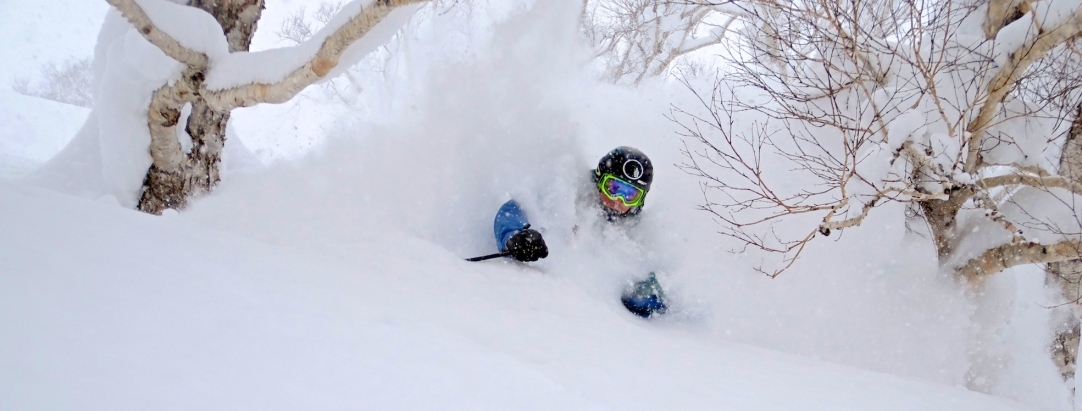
0 90 89 178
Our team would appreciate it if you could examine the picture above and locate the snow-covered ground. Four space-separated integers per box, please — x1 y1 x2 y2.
0 0 1072 409
0 178 1033 410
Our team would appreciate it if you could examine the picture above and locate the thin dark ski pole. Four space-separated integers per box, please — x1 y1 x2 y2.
465 251 511 262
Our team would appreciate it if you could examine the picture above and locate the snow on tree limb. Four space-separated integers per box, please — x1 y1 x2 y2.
108 0 426 110
104 0 210 68
819 195 882 232
99 0 427 213
203 0 425 109
965 4 1082 173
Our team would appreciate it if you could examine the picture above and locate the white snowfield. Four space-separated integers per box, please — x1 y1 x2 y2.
0 0 1071 408
0 181 1033 410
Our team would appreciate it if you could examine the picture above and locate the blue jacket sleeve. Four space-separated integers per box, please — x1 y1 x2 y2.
493 199 530 252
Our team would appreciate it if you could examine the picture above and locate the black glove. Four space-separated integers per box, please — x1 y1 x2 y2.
505 225 549 262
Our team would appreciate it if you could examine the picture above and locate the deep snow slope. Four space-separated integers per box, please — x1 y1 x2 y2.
0 181 1035 410
0 0 1070 408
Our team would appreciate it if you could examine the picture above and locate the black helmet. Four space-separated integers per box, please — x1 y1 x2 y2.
593 146 653 191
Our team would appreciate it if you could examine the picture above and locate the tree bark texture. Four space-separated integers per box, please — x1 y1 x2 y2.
1048 104 1082 305
1047 102 1082 383
137 0 263 214
1052 320 1080 383
918 186 972 262
983 0 1029 39
189 0 264 52
107 0 425 214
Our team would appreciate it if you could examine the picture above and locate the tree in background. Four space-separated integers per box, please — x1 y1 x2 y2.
581 0 738 83
277 1 345 43
99 0 427 214
659 0 1082 390
12 58 94 108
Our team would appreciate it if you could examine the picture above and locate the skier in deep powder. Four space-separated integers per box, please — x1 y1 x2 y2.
481 146 667 318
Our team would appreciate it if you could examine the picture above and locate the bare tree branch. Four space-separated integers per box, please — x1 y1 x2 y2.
958 239 1082 281
980 172 1082 197
672 0 1082 278
584 0 741 83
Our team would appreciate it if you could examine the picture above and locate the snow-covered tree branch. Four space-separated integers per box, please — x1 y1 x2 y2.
105 0 210 68
99 0 428 214
203 0 422 109
965 2 1082 172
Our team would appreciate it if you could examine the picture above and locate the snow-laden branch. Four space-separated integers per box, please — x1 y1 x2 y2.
108 0 427 111
204 0 426 109
957 239 1082 281
819 195 880 234
101 0 428 213
972 189 1027 245
104 0 210 68
965 4 1082 172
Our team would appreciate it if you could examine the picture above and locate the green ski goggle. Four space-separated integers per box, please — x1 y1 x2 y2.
598 173 646 207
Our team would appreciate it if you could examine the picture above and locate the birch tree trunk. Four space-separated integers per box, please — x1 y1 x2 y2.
110 0 427 214
137 0 263 214
1049 103 1082 384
